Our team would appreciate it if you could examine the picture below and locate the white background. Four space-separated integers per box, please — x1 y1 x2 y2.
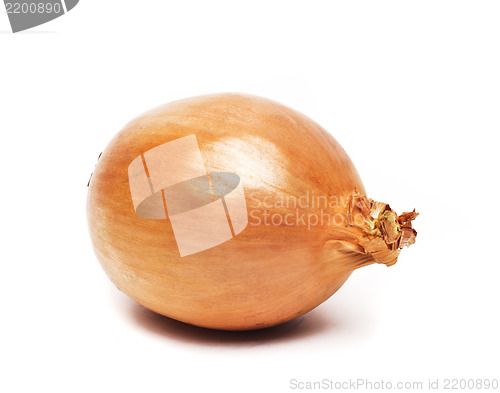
1 1 499 392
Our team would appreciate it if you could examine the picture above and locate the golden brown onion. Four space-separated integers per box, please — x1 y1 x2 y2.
87 93 417 330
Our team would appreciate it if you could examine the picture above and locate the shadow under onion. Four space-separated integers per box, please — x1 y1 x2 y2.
126 300 342 347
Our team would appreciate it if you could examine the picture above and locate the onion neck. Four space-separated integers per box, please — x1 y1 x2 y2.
324 191 418 270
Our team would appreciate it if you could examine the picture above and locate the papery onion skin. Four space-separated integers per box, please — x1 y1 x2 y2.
87 93 417 330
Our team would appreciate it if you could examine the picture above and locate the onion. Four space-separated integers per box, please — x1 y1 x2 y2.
87 93 417 330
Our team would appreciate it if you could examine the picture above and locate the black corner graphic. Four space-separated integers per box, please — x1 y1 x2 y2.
4 0 79 33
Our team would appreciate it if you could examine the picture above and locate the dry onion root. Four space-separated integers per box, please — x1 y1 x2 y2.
87 93 417 330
